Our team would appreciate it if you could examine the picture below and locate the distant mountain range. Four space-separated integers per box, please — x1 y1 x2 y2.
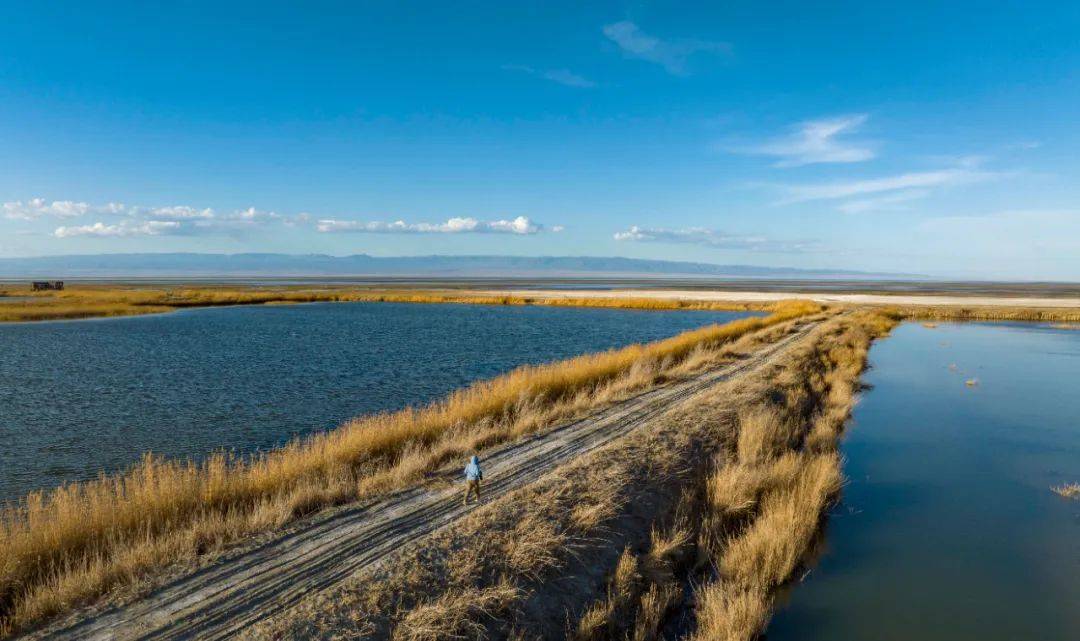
0 253 912 279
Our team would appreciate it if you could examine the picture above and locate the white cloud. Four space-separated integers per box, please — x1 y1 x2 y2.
503 64 595 88
54 221 182 238
602 21 730 75
316 216 546 235
125 205 216 220
4 198 95 220
136 205 216 220
614 225 821 253
223 207 283 222
778 167 1000 204
744 114 875 167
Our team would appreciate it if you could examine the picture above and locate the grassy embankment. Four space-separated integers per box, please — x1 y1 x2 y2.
0 300 821 635
243 310 895 640
0 285 769 322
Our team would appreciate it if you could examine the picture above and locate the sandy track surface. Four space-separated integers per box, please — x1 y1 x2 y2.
20 322 818 641
479 288 1080 309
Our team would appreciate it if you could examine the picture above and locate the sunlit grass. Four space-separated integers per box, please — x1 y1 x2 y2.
0 284 771 323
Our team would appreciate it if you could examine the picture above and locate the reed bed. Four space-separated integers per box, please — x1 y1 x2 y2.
877 304 1080 323
687 310 896 641
0 300 820 634
0 285 768 323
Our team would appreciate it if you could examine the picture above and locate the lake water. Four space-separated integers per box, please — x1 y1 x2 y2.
767 322 1080 640
0 302 758 504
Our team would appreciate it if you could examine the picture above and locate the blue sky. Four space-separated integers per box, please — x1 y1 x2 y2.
2 1 1080 279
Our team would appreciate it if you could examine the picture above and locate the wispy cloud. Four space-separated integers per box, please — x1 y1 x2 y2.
835 189 930 214
316 216 547 235
602 21 730 75
777 166 1001 205
614 225 822 253
502 64 595 88
54 221 183 238
741 114 875 167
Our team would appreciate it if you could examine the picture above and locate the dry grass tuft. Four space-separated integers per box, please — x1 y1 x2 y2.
393 582 520 641
1051 483 1079 500
736 408 794 464
719 453 843 589
691 583 770 641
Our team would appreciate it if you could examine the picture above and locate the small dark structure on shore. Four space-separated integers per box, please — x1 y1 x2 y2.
32 281 64 291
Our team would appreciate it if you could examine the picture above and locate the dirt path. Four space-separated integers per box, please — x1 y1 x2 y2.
20 322 819 641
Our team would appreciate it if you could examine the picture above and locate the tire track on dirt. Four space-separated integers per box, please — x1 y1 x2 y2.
21 321 818 641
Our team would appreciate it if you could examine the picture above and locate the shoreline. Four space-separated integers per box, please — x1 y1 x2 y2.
3 283 1080 325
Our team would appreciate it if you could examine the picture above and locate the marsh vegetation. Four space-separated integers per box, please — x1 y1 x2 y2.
0 301 819 634
240 310 894 640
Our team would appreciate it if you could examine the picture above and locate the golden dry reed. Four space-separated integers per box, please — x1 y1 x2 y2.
0 285 768 323
870 304 1080 323
0 300 820 634
689 310 897 641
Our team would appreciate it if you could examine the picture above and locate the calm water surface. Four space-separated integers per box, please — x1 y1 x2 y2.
767 322 1080 640
0 302 757 503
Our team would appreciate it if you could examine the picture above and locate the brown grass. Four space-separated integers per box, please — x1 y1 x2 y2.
393 582 521 641
0 284 776 323
573 494 696 641
0 300 821 634
691 584 770 641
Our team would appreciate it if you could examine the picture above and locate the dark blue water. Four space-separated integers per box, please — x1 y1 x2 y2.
767 322 1080 640
0 302 757 503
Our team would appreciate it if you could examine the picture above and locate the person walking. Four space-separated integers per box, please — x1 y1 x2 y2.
463 455 483 505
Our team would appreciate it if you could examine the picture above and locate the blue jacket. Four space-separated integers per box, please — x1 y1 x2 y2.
464 456 483 481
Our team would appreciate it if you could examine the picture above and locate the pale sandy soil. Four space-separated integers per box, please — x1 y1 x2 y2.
479 289 1080 308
